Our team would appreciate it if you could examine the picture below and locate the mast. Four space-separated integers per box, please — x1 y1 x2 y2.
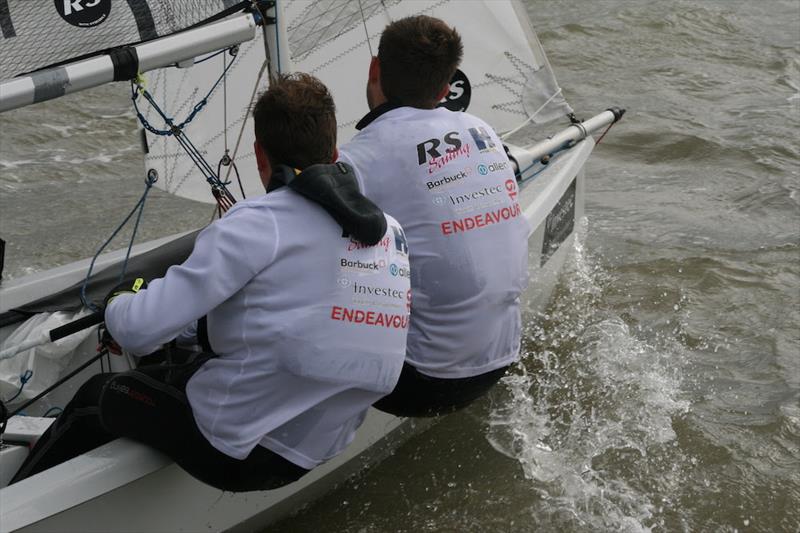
261 0 292 79
0 13 258 113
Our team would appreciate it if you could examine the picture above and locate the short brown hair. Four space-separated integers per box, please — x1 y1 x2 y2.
253 73 336 169
378 15 463 108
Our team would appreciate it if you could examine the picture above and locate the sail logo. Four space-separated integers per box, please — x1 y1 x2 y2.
441 203 523 236
389 263 410 278
347 235 390 253
330 306 409 330
340 258 385 272
477 161 509 175
426 167 471 191
392 226 409 256
416 132 472 174
437 69 472 112
505 179 518 202
469 127 496 153
447 185 503 206
55 0 111 28
352 282 406 300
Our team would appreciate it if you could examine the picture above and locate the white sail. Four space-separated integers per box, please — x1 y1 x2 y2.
140 33 271 203
0 1 247 79
142 0 572 204
287 0 572 137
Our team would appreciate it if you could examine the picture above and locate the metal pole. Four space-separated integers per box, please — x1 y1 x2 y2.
519 108 625 163
0 14 258 113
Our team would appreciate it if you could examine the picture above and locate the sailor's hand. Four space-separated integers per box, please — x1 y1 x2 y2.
103 277 147 308
99 326 123 355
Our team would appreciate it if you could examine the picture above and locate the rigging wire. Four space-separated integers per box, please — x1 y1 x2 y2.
225 57 269 180
223 52 229 156
499 88 563 141
194 49 227 65
358 0 374 57
594 121 615 145
130 50 239 213
220 48 247 200
82 47 241 309
379 0 393 23
79 172 157 311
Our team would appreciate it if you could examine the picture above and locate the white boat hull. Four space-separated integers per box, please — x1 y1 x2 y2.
0 138 593 533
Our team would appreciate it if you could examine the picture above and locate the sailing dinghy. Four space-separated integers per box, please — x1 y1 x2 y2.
0 1 623 531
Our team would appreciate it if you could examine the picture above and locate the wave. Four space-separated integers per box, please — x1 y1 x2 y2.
487 223 691 531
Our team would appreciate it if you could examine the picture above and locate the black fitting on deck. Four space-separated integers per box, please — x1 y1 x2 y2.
251 0 277 25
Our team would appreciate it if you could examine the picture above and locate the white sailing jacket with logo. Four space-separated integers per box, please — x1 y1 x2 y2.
105 188 410 469
339 106 529 379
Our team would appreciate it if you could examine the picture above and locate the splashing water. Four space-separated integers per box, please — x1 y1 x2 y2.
487 222 691 531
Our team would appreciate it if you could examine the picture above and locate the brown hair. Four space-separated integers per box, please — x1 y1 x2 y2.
378 15 463 109
253 73 337 169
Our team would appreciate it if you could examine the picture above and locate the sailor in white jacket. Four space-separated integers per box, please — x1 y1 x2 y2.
339 16 529 417
12 74 411 491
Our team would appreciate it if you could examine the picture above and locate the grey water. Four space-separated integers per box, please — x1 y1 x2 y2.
1 0 798 531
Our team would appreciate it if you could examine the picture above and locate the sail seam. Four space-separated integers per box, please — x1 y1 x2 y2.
126 0 158 41
0 0 15 38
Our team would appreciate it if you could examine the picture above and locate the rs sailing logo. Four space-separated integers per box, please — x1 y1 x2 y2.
56 0 111 27
437 69 472 112
416 132 472 175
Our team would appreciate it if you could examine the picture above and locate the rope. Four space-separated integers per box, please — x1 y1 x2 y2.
131 46 240 213
3 369 33 404
6 348 109 421
43 406 63 417
194 49 227 65
594 122 615 145
224 57 269 184
219 48 247 200
358 0 374 56
131 51 236 137
80 172 157 311
517 142 572 184
500 88 564 141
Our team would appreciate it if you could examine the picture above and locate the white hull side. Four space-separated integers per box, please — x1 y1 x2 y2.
0 139 593 533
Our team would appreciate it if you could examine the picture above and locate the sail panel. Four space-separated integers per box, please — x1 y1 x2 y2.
0 0 246 80
142 0 573 204
285 0 573 140
142 31 270 204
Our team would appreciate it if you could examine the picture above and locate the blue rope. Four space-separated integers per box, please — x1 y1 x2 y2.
518 142 573 184
4 370 33 403
130 49 239 204
43 406 63 417
131 51 237 137
80 173 157 311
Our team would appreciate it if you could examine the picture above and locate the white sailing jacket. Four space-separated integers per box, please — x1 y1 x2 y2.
105 186 410 469
339 105 529 379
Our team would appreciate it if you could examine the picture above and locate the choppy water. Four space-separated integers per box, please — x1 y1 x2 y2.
1 0 798 531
